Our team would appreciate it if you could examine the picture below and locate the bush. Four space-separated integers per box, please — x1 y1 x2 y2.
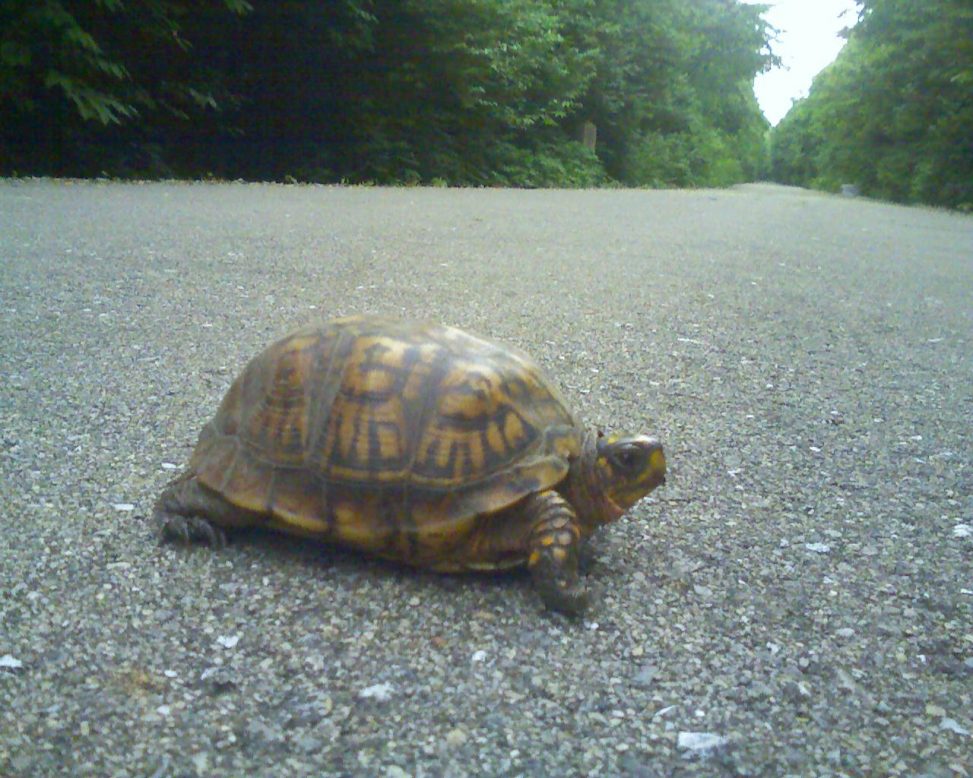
490 139 606 188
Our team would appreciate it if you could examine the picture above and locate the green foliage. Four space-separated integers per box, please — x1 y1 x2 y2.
325 0 602 184
1 0 250 175
579 0 773 186
625 131 694 188
768 0 973 209
3 0 776 188
487 137 607 188
1 0 249 124
2 1 127 123
625 124 759 189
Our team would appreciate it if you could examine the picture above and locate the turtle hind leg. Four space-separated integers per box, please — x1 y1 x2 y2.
524 491 588 616
154 471 236 548
160 513 227 547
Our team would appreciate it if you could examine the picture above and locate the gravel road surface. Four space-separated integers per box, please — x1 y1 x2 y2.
1 180 971 776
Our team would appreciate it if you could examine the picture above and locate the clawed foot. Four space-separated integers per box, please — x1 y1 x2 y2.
578 535 602 574
536 576 589 616
159 513 227 548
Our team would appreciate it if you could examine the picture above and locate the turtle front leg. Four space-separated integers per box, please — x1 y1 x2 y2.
578 533 603 574
524 490 588 615
154 471 229 547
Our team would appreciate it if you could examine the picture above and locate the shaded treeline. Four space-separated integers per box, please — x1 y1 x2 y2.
1 0 774 186
768 0 973 209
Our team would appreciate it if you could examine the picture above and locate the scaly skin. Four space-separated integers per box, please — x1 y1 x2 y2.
156 471 238 547
523 491 588 614
523 431 666 614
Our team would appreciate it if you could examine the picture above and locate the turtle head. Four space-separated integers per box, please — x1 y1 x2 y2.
596 432 666 510
570 431 665 527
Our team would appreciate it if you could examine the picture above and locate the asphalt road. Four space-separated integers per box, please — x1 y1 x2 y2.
1 180 971 776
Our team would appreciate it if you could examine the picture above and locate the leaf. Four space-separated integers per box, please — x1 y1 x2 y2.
222 0 253 14
1 40 32 68
187 88 219 109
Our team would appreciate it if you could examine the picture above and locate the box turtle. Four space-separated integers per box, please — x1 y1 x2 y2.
155 315 665 614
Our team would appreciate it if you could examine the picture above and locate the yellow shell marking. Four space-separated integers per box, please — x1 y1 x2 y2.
268 510 330 536
486 421 505 453
243 337 316 462
435 439 455 470
466 430 486 473
355 417 371 463
376 422 400 461
335 501 374 546
503 412 525 448
337 409 358 461
401 343 440 402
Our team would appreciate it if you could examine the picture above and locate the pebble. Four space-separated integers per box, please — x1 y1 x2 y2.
677 732 728 756
445 728 468 748
200 667 238 695
633 664 657 687
247 719 283 743
216 634 240 649
359 683 395 702
653 705 678 720
294 733 326 753
939 718 969 736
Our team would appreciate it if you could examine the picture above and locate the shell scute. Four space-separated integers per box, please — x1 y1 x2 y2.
320 334 435 481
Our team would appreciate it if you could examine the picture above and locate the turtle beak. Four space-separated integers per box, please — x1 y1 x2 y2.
646 438 666 486
635 437 666 491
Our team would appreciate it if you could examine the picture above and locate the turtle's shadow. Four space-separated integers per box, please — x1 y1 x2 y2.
194 525 530 602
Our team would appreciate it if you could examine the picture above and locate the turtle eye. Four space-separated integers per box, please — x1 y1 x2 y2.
611 443 645 473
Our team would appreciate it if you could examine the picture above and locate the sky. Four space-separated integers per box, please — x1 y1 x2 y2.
742 0 861 126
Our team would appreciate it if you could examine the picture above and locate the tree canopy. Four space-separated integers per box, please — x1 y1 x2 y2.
4 1 971 203
768 0 973 209
1 0 776 187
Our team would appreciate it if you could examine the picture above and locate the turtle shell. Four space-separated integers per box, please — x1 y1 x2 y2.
189 316 582 567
